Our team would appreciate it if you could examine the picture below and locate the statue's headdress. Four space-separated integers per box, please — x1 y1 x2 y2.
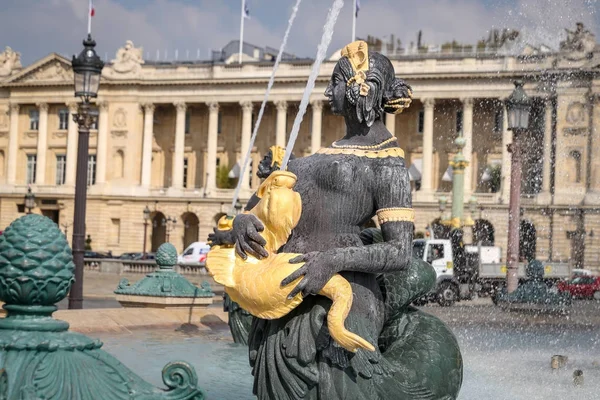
340 41 371 97
269 145 286 167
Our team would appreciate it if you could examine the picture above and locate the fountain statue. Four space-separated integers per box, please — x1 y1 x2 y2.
207 41 463 399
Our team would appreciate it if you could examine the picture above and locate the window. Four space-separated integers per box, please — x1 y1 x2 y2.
217 112 222 134
494 109 503 134
87 155 96 186
183 157 189 188
456 110 463 133
29 109 39 131
56 155 66 185
110 218 121 245
89 108 98 130
570 150 582 183
26 155 37 184
58 109 69 130
183 247 194 256
417 110 424 134
185 110 191 134
428 244 445 263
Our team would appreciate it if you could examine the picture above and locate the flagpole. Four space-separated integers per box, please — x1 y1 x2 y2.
352 0 356 41
239 0 245 64
88 0 93 35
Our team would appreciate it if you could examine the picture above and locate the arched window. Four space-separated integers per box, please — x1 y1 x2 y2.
114 150 125 179
569 150 582 183
473 220 495 246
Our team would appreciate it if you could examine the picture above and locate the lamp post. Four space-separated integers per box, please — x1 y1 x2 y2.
234 199 243 215
163 216 177 243
68 34 104 310
142 205 151 259
24 187 36 214
505 80 532 293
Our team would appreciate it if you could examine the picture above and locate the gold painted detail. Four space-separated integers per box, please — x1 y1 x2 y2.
341 41 370 97
217 215 234 231
384 95 413 115
269 145 286 167
376 207 415 224
331 136 397 150
317 146 404 159
449 160 469 169
205 171 375 353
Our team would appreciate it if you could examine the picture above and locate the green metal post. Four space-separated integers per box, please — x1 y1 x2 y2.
450 135 468 229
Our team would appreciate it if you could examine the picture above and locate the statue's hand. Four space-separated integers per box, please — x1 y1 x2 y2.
282 252 338 299
232 213 268 260
208 228 234 247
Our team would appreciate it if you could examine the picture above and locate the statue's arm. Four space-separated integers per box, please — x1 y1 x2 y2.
282 159 413 298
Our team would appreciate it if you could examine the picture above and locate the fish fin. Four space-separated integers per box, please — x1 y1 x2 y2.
205 247 236 287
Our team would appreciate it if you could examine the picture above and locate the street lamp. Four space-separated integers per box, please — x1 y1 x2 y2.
163 216 177 243
142 205 151 259
234 199 243 215
504 80 532 293
68 34 104 310
24 187 36 214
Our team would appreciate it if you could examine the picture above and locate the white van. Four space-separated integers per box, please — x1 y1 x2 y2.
178 242 211 267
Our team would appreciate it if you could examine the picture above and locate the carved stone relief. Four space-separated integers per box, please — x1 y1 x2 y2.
113 108 127 128
566 102 585 125
104 40 144 78
23 61 73 82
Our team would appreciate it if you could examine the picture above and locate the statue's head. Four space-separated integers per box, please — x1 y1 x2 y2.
125 40 134 49
257 145 293 179
325 41 413 127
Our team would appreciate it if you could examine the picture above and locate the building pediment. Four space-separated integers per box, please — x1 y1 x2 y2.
2 53 73 85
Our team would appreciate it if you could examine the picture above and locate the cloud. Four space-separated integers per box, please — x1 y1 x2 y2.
0 0 597 66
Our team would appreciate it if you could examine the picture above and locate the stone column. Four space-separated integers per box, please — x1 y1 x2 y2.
501 104 512 202
240 101 253 189
310 100 322 154
141 103 155 188
206 102 219 192
421 98 435 192
172 102 186 189
275 100 287 148
461 97 474 195
385 112 396 135
541 98 553 195
6 103 19 185
95 101 109 185
35 102 49 185
65 102 79 186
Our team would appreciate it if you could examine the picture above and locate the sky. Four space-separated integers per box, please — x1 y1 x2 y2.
1 0 599 66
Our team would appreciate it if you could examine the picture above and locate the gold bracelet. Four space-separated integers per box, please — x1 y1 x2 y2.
376 207 414 224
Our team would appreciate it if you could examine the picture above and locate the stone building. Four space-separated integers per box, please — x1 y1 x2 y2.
0 25 599 269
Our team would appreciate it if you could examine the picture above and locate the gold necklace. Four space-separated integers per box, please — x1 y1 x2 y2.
331 136 397 150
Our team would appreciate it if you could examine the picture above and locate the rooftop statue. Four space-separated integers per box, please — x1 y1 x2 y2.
0 46 22 77
560 22 596 60
206 40 462 399
110 40 144 74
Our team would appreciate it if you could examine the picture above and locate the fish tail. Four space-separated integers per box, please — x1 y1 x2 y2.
319 274 375 353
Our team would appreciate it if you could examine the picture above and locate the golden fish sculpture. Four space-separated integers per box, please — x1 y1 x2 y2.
206 170 375 353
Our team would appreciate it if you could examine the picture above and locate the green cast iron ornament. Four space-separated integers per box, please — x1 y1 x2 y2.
0 214 205 399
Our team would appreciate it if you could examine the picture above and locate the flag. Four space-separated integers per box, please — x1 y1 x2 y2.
89 0 95 17
244 0 250 19
355 0 360 17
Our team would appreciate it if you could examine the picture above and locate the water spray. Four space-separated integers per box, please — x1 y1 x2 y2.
280 0 345 170
229 0 304 214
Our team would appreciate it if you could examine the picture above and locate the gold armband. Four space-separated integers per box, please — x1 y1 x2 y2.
376 207 414 224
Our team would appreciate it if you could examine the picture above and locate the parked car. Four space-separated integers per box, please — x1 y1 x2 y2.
84 251 112 259
558 276 600 299
178 242 211 266
118 252 155 261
